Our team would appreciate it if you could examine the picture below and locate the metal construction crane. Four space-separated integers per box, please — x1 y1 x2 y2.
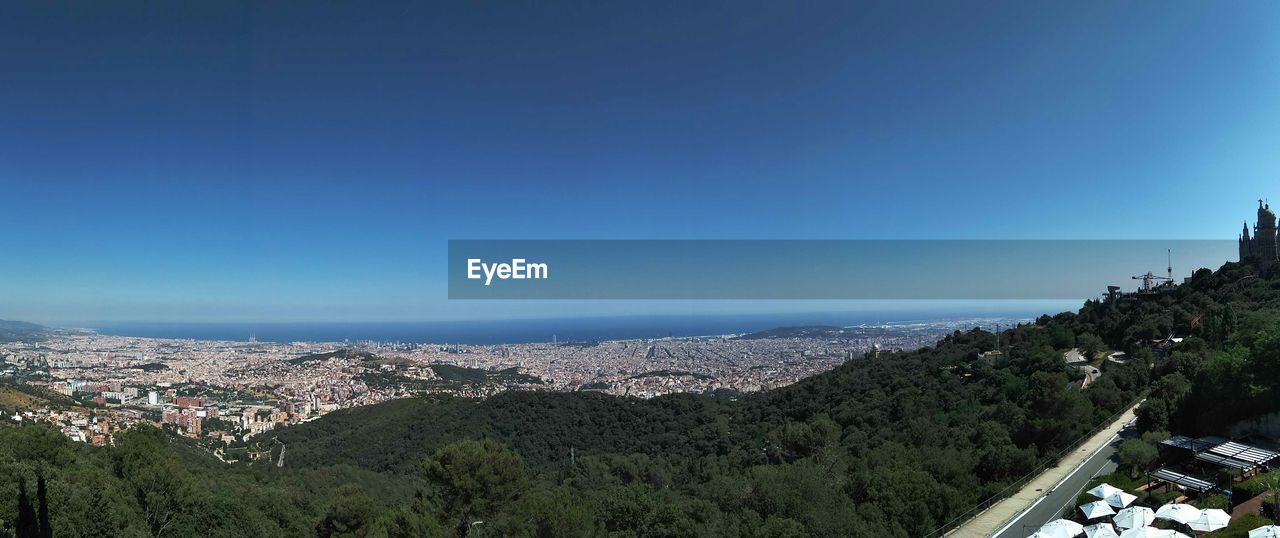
1131 271 1172 292
1131 249 1176 293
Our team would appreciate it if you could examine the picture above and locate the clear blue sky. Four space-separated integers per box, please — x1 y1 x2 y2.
2 1 1278 323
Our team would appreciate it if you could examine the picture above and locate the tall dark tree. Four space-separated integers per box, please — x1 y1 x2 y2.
36 475 50 538
15 478 38 538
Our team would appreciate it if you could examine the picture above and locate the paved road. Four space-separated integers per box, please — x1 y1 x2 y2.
947 401 1141 538
991 424 1135 538
1064 348 1102 384
1064 348 1087 365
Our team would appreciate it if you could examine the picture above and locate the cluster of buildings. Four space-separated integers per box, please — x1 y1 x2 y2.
6 407 145 446
0 316 1022 452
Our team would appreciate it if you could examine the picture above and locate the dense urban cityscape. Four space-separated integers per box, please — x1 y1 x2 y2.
0 317 1025 459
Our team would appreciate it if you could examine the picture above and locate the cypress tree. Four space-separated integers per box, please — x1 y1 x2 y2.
15 478 38 538
36 475 50 538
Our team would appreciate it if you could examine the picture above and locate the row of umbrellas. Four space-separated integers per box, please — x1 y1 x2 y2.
1030 518 1192 538
1102 503 1228 530
1066 526 1280 538
1027 482 1280 538
1033 506 1280 537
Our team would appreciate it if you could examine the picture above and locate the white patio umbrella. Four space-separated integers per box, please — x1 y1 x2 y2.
1081 500 1118 519
1186 508 1230 533
1089 483 1124 499
1105 490 1138 508
1154 503 1202 525
1250 526 1280 538
1039 518 1085 538
1119 527 1193 538
1118 528 1173 538
1084 522 1121 538
1114 506 1156 529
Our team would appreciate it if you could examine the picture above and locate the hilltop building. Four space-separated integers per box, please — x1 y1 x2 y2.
1239 200 1278 264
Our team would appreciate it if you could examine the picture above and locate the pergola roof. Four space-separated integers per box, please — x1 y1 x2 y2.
1194 451 1257 471
1207 441 1280 466
1151 468 1214 493
1160 435 1217 453
1161 435 1280 470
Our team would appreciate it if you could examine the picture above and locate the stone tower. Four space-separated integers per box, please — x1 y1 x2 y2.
1240 199 1279 264
1256 200 1277 261
1241 221 1252 259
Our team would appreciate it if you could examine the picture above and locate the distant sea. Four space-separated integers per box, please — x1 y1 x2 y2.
88 307 1062 345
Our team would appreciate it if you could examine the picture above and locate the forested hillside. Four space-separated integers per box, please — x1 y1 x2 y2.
4 260 1280 537
258 319 1149 537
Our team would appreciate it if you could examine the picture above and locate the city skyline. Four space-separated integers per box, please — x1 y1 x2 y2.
4 1 1280 322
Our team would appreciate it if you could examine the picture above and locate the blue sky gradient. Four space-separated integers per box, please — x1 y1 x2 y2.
2 1 1278 323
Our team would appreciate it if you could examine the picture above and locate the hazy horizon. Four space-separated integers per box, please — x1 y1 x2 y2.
77 308 1050 345
17 299 1076 328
